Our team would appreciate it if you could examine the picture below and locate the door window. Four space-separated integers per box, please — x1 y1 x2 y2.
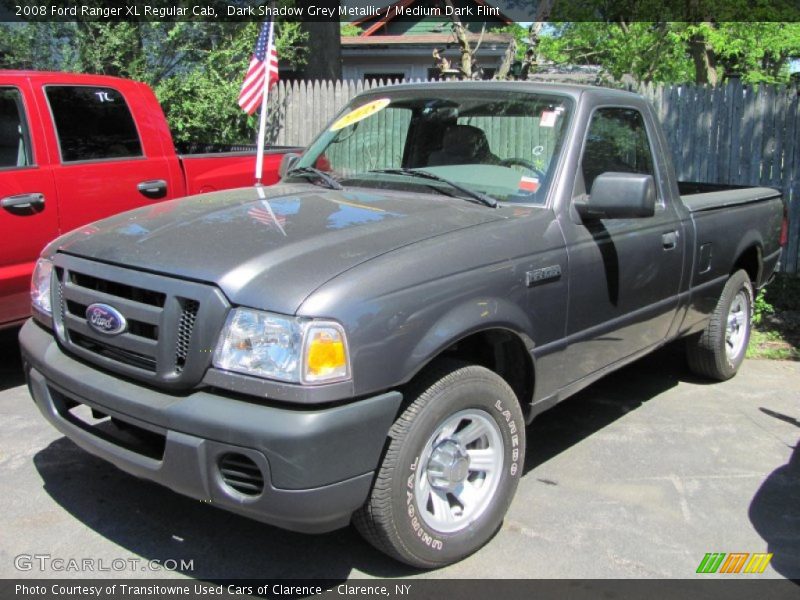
0 87 33 169
46 86 143 162
582 108 655 194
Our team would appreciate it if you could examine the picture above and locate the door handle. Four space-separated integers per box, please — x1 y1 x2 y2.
1 193 45 212
137 179 167 199
662 230 679 250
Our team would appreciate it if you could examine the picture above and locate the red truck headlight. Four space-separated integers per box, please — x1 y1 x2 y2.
31 258 53 316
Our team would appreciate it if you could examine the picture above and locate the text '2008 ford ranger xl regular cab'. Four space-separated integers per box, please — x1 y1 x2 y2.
20 82 786 568
0 70 299 330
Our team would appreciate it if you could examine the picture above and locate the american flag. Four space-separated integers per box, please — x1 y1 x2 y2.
238 20 279 115
248 200 287 236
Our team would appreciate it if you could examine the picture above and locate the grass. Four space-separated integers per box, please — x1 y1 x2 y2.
746 273 800 361
748 329 800 360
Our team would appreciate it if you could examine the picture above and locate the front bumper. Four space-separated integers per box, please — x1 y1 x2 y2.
20 320 402 533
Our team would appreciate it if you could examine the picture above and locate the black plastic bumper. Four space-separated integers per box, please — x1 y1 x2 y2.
19 320 402 533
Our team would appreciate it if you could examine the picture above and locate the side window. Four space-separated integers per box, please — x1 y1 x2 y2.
46 86 143 162
582 108 655 195
0 87 33 169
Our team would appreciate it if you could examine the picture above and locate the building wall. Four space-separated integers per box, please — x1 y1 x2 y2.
341 46 507 80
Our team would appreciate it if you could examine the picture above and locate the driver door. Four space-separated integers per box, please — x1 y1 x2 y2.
563 106 685 381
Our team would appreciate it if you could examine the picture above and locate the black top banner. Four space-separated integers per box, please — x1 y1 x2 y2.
1 0 799 23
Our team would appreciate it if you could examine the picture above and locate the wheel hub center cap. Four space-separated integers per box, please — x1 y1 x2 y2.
427 439 469 491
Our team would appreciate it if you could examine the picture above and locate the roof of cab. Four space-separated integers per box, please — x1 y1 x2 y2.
357 80 644 102
0 70 144 87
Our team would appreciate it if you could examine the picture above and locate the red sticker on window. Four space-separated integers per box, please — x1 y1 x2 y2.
540 111 557 127
519 176 540 192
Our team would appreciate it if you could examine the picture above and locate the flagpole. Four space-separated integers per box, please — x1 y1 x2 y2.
254 22 273 186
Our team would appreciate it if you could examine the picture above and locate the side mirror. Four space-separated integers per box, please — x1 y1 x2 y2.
574 172 656 220
278 153 300 179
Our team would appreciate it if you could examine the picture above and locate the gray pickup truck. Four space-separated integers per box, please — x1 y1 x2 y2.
20 82 786 568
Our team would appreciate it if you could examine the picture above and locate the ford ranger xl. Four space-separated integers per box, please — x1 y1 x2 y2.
1 70 299 329
19 82 786 567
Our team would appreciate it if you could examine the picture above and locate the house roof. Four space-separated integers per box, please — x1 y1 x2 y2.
341 33 514 46
342 0 537 22
347 0 514 37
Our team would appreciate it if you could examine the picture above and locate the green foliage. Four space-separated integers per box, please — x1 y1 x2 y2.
0 15 308 145
539 23 693 84
340 22 362 37
702 22 800 83
538 21 800 85
749 274 800 361
491 23 529 61
152 21 307 145
747 329 799 361
763 273 800 312
753 288 775 326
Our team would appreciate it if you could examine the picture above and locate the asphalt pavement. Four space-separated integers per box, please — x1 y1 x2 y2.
1 326 798 580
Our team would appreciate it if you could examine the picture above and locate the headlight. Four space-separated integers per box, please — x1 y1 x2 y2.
213 308 350 385
31 258 53 315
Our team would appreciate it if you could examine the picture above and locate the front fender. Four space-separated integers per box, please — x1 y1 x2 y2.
402 296 536 384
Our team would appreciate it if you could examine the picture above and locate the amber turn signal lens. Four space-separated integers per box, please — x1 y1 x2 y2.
304 326 348 383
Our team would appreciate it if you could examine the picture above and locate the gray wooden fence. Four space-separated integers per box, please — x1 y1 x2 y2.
264 79 800 272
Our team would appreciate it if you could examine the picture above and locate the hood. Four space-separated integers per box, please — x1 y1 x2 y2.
54 184 506 314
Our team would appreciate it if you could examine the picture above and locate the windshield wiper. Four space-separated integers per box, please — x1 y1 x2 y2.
370 168 498 208
287 167 343 190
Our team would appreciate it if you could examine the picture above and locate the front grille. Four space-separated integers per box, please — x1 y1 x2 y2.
218 453 265 496
52 254 229 390
70 271 166 306
70 331 158 372
175 299 199 371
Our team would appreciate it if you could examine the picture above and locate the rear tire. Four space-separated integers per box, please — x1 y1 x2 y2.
354 359 525 568
686 269 753 381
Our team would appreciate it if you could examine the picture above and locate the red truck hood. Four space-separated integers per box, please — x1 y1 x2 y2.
52 184 505 314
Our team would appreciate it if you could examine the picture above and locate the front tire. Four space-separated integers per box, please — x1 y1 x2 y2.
354 360 525 568
686 269 753 381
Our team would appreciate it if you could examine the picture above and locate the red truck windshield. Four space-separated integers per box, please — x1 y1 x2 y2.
294 89 574 205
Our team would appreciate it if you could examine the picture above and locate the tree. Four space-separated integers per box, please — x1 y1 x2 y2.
493 0 555 80
154 22 306 145
340 22 362 37
0 18 308 145
537 21 800 85
297 1 341 80
489 0 800 86
538 22 693 84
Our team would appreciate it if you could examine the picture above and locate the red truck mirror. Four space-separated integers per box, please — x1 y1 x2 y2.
279 153 300 179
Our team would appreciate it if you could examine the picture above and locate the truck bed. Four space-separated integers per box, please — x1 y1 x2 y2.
178 145 303 195
678 181 781 212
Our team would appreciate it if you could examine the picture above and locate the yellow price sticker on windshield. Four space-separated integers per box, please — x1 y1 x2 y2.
330 98 391 131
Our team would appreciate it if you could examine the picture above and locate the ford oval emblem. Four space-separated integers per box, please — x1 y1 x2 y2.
85 303 127 336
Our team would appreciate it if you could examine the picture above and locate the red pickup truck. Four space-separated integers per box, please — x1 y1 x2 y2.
0 70 299 330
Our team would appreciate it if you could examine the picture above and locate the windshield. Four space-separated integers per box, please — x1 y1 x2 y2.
291 88 573 205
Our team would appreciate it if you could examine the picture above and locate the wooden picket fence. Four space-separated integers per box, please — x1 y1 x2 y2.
640 82 800 273
264 79 800 272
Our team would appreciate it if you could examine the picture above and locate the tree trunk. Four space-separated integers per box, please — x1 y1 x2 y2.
298 18 342 80
689 28 718 85
495 38 516 80
445 0 472 79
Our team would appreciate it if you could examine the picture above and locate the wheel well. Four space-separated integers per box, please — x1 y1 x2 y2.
438 329 534 419
733 245 762 286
